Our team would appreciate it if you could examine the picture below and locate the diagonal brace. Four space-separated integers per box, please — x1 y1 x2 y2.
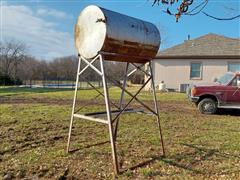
112 77 153 123
107 76 157 118
131 63 151 77
81 56 102 76
79 58 98 76
86 81 120 110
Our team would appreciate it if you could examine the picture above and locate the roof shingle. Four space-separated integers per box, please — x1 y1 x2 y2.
157 33 240 58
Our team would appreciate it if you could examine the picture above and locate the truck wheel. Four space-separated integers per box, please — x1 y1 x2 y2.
198 98 217 114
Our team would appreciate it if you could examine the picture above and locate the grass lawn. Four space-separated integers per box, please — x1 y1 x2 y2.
0 86 240 179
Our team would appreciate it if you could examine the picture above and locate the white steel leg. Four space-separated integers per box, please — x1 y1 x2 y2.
149 61 165 156
100 56 119 174
67 56 82 152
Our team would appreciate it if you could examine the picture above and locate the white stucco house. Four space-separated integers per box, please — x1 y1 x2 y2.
150 33 240 92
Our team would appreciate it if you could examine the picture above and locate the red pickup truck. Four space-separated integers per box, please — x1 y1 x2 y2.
187 72 240 114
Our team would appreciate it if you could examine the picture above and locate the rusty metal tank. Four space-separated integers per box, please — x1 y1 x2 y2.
74 5 160 63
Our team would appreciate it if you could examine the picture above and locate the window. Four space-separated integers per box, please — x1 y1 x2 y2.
228 62 240 72
217 72 234 85
231 76 240 87
190 62 202 79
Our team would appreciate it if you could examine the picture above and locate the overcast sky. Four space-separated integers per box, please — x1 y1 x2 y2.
1 0 239 60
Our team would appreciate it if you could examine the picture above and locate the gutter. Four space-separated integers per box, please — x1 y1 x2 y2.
154 55 240 59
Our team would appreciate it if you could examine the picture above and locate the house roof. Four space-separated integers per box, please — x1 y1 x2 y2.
156 33 240 59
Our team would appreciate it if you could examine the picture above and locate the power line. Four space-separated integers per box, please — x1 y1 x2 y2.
183 0 240 21
202 12 240 20
151 0 240 21
185 0 208 15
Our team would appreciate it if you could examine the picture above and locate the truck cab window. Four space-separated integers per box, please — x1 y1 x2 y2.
230 76 240 87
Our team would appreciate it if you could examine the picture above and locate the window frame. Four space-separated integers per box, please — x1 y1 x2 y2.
190 61 203 80
229 75 240 87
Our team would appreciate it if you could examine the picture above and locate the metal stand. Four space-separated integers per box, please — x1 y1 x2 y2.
67 53 165 175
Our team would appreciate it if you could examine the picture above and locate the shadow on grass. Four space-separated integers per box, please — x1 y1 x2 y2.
158 143 239 176
217 108 240 116
68 141 218 175
122 143 240 176
66 141 240 176
181 143 240 159
119 155 164 174
120 154 202 175
69 140 110 154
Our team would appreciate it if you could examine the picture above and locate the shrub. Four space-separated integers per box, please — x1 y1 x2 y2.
0 74 22 85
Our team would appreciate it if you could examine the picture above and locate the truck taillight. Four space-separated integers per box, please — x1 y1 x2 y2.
191 87 197 96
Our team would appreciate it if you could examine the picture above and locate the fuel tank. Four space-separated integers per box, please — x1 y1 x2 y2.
74 5 160 63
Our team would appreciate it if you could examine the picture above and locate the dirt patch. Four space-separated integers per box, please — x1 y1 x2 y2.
0 96 194 114
3 95 238 116
0 96 72 105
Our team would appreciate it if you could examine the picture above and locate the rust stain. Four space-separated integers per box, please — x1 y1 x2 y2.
105 38 157 54
101 37 158 63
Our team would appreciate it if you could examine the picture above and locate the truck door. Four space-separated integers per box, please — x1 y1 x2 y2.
225 76 240 105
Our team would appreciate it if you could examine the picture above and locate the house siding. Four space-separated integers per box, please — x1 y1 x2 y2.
152 58 240 90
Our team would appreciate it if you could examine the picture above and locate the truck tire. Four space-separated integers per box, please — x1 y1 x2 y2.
198 98 217 114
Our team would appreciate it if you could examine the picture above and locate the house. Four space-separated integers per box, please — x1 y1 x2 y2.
151 33 240 92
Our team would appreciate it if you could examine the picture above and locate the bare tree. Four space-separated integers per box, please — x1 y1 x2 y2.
151 0 240 22
0 41 144 85
54 56 77 81
17 56 41 82
0 40 26 80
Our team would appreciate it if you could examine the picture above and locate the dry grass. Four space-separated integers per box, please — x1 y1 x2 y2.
0 87 240 179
